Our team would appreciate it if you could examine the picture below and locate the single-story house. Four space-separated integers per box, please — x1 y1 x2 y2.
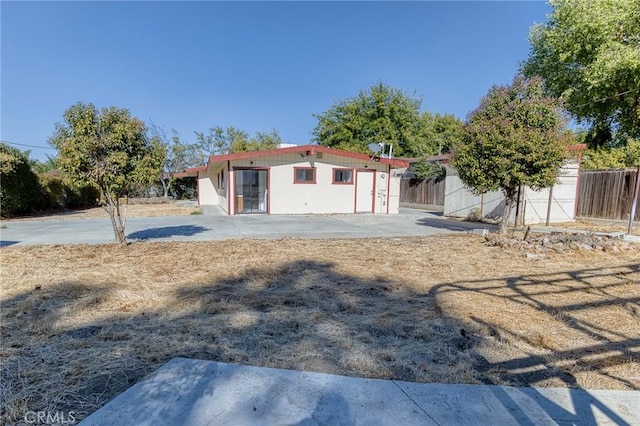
176 145 409 215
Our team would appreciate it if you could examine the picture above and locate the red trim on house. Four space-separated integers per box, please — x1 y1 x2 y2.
293 167 316 184
233 166 271 214
386 164 391 214
355 169 376 213
186 166 206 173
332 168 354 185
371 170 377 213
353 172 358 214
196 171 201 206
204 145 409 168
226 161 231 216
567 144 587 152
172 171 194 178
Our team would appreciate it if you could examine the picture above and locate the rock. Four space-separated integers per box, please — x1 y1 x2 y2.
579 243 594 251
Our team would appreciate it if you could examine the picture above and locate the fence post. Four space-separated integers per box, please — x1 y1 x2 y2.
546 185 554 227
628 164 640 234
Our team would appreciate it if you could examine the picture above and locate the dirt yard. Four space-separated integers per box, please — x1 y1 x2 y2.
1 235 639 423
2 199 199 222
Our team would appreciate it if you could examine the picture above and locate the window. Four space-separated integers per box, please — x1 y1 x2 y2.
294 167 316 184
332 168 353 184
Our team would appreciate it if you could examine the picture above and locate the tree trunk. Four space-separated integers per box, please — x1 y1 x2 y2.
160 178 169 198
500 189 516 234
104 191 128 245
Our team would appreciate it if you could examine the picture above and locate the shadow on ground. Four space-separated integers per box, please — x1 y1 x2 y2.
415 217 497 232
1 260 638 423
127 225 209 241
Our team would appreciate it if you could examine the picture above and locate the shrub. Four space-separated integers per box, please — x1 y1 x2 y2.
0 143 44 217
170 177 197 200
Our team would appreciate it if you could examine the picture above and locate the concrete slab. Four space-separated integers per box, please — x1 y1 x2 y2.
0 209 495 246
81 358 640 426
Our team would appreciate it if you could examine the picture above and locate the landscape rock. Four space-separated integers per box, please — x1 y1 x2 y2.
485 231 637 254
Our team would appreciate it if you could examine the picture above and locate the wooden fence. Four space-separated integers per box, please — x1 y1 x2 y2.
576 168 640 221
400 178 445 206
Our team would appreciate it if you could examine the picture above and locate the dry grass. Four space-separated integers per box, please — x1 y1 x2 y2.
3 200 199 222
552 219 640 236
1 235 639 423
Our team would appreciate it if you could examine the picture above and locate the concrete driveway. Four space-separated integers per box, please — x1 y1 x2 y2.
0 209 493 246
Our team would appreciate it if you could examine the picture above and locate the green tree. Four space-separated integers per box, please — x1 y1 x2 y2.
412 160 445 180
49 102 165 244
313 82 439 157
429 114 465 154
0 143 43 217
522 0 640 147
582 138 640 169
32 154 60 173
194 126 282 156
453 76 570 232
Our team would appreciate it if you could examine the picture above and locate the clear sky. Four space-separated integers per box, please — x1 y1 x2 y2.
1 1 550 162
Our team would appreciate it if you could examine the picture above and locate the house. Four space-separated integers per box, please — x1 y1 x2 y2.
176 145 409 215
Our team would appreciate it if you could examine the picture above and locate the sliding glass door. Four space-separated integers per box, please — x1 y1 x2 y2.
235 169 268 214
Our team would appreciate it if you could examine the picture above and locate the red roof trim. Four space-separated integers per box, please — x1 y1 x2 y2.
204 145 410 168
186 166 206 172
567 144 587 151
172 171 194 178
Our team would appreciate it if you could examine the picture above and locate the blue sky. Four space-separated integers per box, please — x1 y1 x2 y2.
1 1 550 162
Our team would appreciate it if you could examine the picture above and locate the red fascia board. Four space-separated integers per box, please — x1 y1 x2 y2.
186 166 206 173
567 144 587 152
205 145 410 169
172 171 194 178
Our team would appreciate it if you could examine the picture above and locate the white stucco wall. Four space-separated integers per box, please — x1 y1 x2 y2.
197 169 218 206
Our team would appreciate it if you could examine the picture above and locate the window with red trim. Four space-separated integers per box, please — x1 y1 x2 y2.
332 168 353 184
294 167 316 184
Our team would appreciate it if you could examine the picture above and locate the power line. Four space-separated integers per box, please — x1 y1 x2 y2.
569 88 640 109
0 140 57 150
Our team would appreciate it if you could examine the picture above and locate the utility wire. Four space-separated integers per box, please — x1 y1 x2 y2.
0 140 57 150
568 88 639 109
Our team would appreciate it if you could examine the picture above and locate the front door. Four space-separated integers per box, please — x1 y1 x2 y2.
235 169 268 214
355 170 375 213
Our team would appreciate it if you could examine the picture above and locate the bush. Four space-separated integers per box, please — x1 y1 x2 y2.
170 177 197 200
582 139 640 170
39 171 100 210
0 143 44 217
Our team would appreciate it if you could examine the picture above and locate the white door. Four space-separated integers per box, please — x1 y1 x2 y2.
356 171 375 213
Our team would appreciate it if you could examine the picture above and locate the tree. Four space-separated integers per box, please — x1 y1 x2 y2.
49 102 165 244
313 82 439 157
522 0 640 147
0 143 43 217
453 76 570 232
194 126 282 156
413 160 445 180
429 114 465 154
582 138 640 169
32 154 60 174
